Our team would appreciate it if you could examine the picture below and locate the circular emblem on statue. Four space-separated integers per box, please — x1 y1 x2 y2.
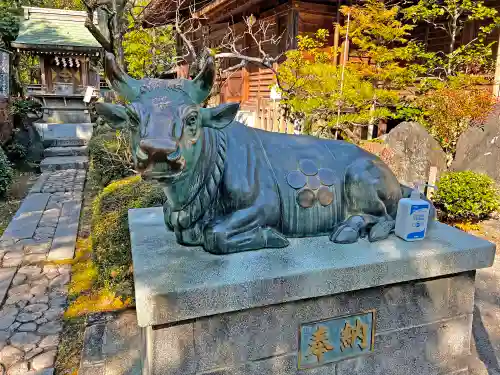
308 175 321 190
299 159 318 176
286 171 307 189
297 188 316 208
318 168 335 186
317 186 334 206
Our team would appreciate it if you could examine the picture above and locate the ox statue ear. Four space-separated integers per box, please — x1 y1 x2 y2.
201 103 240 129
94 102 129 129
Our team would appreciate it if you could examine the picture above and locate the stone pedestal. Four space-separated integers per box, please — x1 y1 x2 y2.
129 207 496 375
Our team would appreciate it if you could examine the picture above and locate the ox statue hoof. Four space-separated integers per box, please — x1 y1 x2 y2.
263 228 290 248
368 219 395 242
330 225 360 244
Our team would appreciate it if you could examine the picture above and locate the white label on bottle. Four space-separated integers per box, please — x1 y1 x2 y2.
406 204 429 240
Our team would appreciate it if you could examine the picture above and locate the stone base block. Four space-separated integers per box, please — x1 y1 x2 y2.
140 273 473 375
129 207 496 375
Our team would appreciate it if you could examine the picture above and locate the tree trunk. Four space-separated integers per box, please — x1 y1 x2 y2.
447 10 459 76
112 0 125 68
117 33 125 68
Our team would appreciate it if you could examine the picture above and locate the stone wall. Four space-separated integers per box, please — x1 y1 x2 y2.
143 271 474 375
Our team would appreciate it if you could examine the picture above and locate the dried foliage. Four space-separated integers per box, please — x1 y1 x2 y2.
414 78 496 156
84 0 286 81
88 130 134 187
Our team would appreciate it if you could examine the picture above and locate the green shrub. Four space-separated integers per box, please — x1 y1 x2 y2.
0 148 13 197
9 98 42 118
91 175 165 298
88 130 134 187
4 140 27 163
432 171 500 222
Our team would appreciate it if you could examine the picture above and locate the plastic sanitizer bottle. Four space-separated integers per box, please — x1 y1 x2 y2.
395 184 430 241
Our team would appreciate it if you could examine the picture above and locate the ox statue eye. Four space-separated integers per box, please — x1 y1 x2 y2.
184 112 198 137
185 113 197 126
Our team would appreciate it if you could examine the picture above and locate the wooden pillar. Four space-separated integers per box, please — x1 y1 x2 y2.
493 30 500 97
333 23 340 66
426 166 438 199
39 56 46 91
82 59 89 87
340 39 350 66
288 3 299 50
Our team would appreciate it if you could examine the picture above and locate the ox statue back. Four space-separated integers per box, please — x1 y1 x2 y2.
95 52 434 255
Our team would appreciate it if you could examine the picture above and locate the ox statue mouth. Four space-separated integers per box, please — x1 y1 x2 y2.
141 157 186 182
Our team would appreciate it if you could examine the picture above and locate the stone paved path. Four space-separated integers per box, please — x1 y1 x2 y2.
0 169 85 374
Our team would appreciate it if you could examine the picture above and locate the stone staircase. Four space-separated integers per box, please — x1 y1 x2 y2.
35 123 93 172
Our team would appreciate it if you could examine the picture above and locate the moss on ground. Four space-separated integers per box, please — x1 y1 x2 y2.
57 174 164 374
64 237 132 319
91 175 165 299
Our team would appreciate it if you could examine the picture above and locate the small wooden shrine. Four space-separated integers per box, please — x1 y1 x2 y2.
11 7 102 97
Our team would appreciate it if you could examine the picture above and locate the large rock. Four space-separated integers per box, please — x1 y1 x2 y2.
451 103 500 184
383 121 447 186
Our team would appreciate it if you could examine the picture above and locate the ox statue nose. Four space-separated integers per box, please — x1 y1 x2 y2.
139 139 179 161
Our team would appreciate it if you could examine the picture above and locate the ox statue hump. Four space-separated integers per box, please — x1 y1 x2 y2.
95 52 435 255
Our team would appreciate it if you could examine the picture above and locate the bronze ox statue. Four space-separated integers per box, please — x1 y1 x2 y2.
95 52 434 255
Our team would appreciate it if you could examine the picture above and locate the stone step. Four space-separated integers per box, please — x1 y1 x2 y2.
40 156 89 172
44 145 88 157
45 138 89 147
34 122 93 147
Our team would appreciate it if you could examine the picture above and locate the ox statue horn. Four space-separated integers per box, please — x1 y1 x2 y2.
103 52 141 102
187 54 216 104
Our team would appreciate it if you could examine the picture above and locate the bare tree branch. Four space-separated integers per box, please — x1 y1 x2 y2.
83 0 115 52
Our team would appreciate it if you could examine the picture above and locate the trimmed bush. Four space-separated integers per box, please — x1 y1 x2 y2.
432 171 500 222
88 130 134 187
0 147 13 197
91 175 165 298
4 140 27 164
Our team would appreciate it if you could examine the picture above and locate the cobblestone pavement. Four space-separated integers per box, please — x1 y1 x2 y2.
30 170 86 194
0 169 85 374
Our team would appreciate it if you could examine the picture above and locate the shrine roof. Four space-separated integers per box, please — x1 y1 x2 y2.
12 7 102 54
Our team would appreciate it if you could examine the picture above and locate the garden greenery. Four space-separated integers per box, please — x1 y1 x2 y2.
0 147 13 197
432 171 500 222
278 0 499 148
